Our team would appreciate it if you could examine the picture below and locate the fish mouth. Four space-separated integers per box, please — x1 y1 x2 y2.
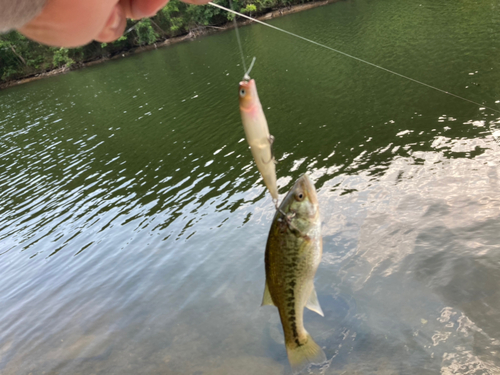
296 174 318 206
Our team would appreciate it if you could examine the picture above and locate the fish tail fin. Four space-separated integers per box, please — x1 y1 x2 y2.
286 334 326 374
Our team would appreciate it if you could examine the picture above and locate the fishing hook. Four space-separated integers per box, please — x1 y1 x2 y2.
275 204 306 236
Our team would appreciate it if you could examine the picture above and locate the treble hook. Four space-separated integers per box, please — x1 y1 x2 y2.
275 204 304 237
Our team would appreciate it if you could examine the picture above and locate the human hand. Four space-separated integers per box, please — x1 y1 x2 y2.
18 0 210 48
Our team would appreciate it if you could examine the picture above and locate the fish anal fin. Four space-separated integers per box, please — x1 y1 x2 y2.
305 285 324 317
261 280 275 306
286 333 326 374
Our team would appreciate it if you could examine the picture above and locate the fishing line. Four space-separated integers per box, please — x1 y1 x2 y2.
229 0 248 76
244 56 257 80
125 21 140 34
208 2 500 114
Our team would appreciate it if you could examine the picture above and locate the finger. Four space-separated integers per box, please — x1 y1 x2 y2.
120 0 170 19
95 4 127 43
19 0 121 47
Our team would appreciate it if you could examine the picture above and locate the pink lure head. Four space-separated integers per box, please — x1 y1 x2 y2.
238 79 258 111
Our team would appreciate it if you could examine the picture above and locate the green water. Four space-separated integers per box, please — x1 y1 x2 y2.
1 0 500 373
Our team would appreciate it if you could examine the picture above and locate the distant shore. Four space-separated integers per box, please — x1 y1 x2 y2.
0 0 340 90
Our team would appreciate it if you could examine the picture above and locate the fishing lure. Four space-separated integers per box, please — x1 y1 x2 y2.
239 75 279 201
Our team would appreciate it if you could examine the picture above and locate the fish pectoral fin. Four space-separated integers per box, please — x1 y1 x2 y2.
305 285 324 317
261 280 275 306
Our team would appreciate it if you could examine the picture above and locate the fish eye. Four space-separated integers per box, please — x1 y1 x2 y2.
295 192 305 201
239 88 246 97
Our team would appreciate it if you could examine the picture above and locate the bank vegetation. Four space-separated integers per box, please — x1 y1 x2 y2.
0 0 331 88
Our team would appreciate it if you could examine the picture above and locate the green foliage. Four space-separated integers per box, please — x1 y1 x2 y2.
253 0 275 11
0 31 53 80
241 4 257 14
52 48 74 68
158 0 187 34
135 19 159 45
1 66 17 81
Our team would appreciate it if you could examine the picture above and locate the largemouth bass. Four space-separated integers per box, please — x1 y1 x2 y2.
262 174 326 372
239 79 279 201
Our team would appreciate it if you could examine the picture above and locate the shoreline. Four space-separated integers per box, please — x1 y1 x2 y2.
0 0 340 90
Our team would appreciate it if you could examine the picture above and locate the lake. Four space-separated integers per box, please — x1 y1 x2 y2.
1 0 500 373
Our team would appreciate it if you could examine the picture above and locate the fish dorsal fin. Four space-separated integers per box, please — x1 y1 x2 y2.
261 280 275 306
305 285 324 317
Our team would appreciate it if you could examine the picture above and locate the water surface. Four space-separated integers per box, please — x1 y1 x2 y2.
1 0 500 373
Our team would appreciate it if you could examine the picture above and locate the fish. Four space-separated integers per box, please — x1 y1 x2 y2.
239 78 279 201
262 174 326 373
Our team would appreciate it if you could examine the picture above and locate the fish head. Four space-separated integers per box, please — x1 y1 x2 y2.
279 174 320 232
239 79 258 111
